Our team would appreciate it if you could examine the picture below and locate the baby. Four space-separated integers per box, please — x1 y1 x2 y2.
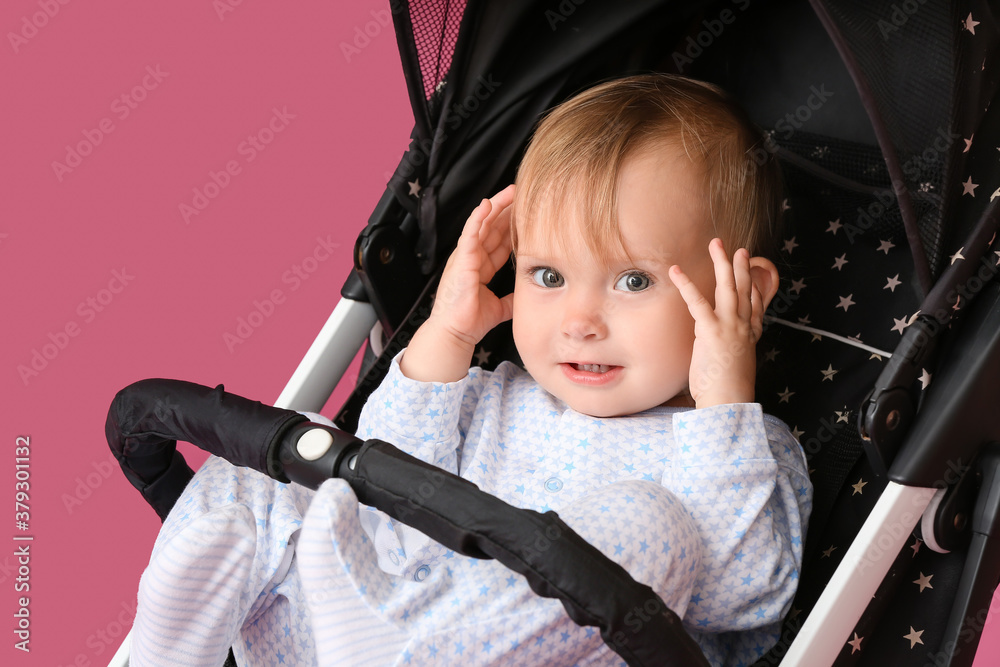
298 74 811 665
130 74 810 667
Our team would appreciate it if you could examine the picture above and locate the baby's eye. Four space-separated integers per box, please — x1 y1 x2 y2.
615 271 651 292
531 267 564 288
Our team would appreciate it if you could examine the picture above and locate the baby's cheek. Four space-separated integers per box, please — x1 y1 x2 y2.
510 315 532 357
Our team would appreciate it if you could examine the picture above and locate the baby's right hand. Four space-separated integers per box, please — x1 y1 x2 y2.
400 185 515 383
430 184 516 349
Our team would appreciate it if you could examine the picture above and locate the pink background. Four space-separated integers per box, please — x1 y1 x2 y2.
1 1 997 666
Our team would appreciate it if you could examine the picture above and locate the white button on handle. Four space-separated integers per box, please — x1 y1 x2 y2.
296 428 334 461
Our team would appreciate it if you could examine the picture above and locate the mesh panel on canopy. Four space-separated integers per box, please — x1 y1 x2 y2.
409 0 468 100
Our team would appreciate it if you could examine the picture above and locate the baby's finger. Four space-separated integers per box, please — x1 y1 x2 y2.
478 188 515 248
440 201 491 290
496 292 515 325
709 238 738 316
733 248 753 321
669 264 717 323
456 199 490 255
480 185 516 233
479 205 510 249
455 199 487 246
483 186 516 254
484 227 513 277
491 183 516 208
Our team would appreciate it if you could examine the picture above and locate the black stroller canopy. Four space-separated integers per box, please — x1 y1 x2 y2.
353 0 1000 664
389 0 697 272
385 0 997 288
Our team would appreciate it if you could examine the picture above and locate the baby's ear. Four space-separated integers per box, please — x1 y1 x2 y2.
748 256 780 310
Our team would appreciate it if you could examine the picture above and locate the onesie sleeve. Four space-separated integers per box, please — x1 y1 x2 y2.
353 349 489 578
355 349 479 473
664 403 812 634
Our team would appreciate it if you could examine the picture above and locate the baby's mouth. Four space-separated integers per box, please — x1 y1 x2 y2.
571 363 612 373
560 362 622 385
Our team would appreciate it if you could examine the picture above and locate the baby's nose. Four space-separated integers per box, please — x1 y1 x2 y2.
560 300 608 340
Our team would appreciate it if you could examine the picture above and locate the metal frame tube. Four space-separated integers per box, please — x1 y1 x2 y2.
781 482 938 666
274 298 377 411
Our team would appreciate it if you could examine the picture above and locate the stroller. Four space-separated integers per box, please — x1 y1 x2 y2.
105 0 1000 665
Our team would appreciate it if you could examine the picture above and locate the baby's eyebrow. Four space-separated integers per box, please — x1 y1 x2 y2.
615 253 673 268
511 251 549 264
626 253 668 264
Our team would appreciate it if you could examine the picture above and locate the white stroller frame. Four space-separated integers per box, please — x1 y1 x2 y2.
106 293 948 667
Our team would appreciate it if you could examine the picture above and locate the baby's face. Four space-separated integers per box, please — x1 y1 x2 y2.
512 147 716 417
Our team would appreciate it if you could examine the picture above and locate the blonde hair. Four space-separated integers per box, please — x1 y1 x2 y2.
512 74 782 262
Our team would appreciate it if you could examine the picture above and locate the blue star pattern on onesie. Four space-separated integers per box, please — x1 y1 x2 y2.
130 351 810 666
300 353 810 666
131 455 318 666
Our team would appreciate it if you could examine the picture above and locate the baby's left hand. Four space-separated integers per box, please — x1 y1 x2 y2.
669 239 764 409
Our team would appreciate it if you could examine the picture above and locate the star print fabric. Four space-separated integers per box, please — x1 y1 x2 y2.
299 475 701 666
131 454 318 666
127 353 809 667
315 352 812 666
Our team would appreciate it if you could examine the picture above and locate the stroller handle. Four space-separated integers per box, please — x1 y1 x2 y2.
106 378 710 666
